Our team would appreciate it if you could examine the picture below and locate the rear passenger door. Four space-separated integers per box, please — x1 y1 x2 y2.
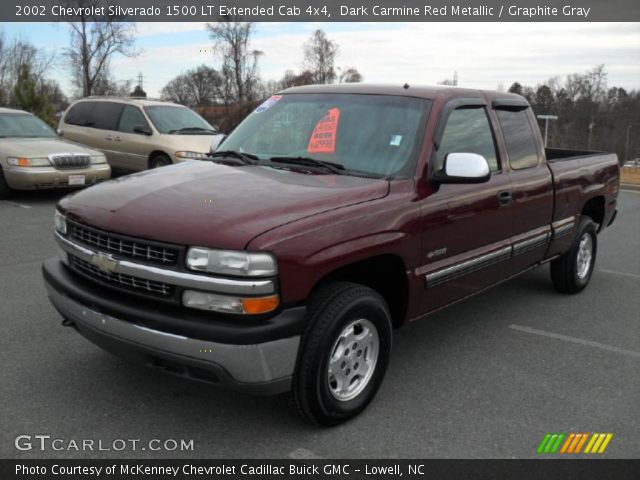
419 102 513 314
89 102 126 169
114 105 153 171
493 102 553 272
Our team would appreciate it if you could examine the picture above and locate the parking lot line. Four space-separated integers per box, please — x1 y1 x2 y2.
509 324 640 359
599 269 640 280
0 200 32 209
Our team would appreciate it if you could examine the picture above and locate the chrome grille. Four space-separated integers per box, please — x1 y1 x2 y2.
49 153 91 170
68 222 179 265
71 256 174 296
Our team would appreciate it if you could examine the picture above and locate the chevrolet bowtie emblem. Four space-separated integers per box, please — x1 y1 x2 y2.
91 253 118 273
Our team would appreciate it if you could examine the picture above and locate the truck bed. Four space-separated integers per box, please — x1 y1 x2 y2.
546 147 607 161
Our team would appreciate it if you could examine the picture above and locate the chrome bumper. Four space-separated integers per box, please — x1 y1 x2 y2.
46 281 300 389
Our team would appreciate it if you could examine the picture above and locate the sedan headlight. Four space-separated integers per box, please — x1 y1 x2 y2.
175 151 207 159
91 154 107 164
54 210 67 235
186 248 277 277
7 157 51 167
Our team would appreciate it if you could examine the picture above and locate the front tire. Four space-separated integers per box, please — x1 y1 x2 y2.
292 282 392 426
0 167 11 199
149 153 172 169
550 217 598 294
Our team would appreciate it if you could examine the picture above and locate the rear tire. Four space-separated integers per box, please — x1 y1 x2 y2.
149 154 172 169
291 282 392 426
550 217 597 294
0 167 11 199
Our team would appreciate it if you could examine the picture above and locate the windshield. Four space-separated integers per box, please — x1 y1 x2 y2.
143 106 216 134
220 93 429 177
0 113 57 138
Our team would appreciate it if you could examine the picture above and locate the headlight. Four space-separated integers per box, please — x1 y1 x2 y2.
91 155 107 164
183 290 279 315
7 157 51 167
186 248 277 277
175 151 207 159
54 210 67 235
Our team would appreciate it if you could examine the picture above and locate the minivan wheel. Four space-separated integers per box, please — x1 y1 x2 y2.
291 282 392 426
0 167 11 199
149 154 172 169
550 217 598 294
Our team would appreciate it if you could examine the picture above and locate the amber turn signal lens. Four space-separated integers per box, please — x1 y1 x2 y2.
17 158 30 167
242 295 280 314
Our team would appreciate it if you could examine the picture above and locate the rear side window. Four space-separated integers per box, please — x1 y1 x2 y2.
64 102 94 126
437 107 499 172
496 109 540 170
118 106 149 133
64 101 124 130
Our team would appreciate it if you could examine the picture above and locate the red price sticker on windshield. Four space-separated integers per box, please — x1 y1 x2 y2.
307 108 340 154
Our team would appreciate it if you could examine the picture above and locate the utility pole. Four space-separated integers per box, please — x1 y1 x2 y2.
587 121 595 149
137 72 144 92
625 124 633 161
453 71 458 86
537 114 558 147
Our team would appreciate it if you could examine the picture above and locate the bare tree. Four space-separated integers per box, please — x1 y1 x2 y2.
64 1 137 97
303 29 339 84
206 20 261 104
338 67 363 83
161 65 222 107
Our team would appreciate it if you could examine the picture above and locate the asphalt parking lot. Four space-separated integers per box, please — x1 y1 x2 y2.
0 188 638 459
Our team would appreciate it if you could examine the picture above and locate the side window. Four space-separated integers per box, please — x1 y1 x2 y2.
437 108 499 172
118 106 149 133
91 102 125 130
496 109 540 170
64 102 94 126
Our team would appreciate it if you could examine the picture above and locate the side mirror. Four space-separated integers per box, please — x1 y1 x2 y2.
133 125 152 136
432 153 491 184
210 134 226 152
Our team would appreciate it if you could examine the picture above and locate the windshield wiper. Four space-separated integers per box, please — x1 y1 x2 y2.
269 156 346 174
208 150 259 165
168 127 216 134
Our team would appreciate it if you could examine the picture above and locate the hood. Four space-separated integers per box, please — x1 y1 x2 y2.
166 134 224 154
59 161 389 250
0 137 101 158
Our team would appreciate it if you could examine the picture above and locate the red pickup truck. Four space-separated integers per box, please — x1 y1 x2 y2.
43 84 619 425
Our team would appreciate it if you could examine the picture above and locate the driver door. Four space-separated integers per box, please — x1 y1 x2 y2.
418 104 513 314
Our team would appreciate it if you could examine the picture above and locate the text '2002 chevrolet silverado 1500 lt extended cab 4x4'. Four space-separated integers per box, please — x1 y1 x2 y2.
43 84 619 425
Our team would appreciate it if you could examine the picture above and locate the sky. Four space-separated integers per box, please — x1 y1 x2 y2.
1 22 639 98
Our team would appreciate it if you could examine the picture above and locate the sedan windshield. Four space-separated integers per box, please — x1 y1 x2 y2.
220 93 429 177
0 113 57 138
144 106 216 134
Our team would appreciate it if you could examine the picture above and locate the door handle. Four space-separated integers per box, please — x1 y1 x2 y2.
497 190 512 206
105 135 113 141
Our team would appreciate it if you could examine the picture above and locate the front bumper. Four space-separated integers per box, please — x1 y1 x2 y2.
4 164 111 190
43 258 304 395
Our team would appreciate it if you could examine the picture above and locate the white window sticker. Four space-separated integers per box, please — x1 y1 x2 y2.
255 95 282 113
389 134 403 146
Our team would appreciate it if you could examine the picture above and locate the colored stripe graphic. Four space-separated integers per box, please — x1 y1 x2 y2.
539 433 613 454
585 433 614 454
537 433 565 454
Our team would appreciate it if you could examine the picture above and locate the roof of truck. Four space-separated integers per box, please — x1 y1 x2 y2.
279 83 526 102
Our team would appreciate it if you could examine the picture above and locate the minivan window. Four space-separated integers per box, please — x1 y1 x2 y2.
437 108 499 172
118 106 149 133
220 93 429 177
496 109 540 170
0 113 57 138
65 101 124 131
144 106 215 134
